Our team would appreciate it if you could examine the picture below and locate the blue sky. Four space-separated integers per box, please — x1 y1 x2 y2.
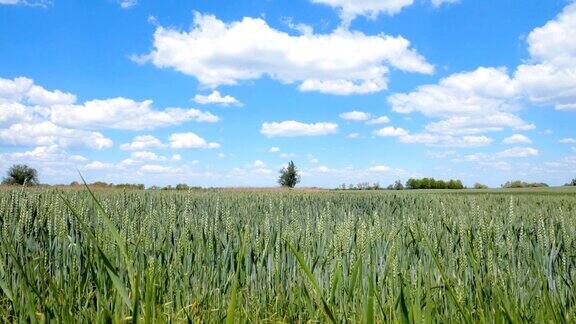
0 0 574 187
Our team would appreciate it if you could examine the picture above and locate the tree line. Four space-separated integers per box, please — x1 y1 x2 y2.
2 163 576 190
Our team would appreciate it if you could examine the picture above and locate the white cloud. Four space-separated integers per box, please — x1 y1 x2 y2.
514 3 576 110
373 126 408 137
559 138 576 144
0 76 75 105
70 155 88 162
139 164 181 174
368 165 392 173
261 121 338 137
399 134 493 147
120 135 164 151
0 0 50 7
51 98 219 130
340 110 371 121
387 67 534 140
389 67 518 118
366 115 390 124
194 90 241 106
311 0 459 25
503 134 532 144
0 77 218 131
430 0 459 8
347 132 360 139
119 0 137 9
308 155 319 163
424 113 534 135
388 1 576 141
458 147 539 171
314 165 332 173
169 132 220 149
497 147 539 158
0 145 60 161
311 0 414 21
280 152 297 158
427 150 456 159
136 12 433 95
0 121 112 149
130 151 167 161
252 160 267 168
525 3 576 68
282 17 314 36
84 161 115 171
269 147 280 153
0 146 93 182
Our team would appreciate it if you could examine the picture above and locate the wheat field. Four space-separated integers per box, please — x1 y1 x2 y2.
0 187 575 322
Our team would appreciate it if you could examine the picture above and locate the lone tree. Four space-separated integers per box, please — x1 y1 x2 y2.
278 161 300 188
2 164 39 186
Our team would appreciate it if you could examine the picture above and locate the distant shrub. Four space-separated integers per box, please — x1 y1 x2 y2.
278 161 301 188
2 164 39 186
502 180 549 188
405 178 464 190
474 183 489 189
115 183 145 190
393 180 404 190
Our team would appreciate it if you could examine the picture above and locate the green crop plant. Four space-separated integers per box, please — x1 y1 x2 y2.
0 187 575 322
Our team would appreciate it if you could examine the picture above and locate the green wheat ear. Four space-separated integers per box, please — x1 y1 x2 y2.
286 239 337 324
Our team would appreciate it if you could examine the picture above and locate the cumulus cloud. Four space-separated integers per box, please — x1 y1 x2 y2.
0 121 113 149
118 0 137 9
366 115 390 124
51 98 218 130
0 76 75 105
0 145 68 162
252 160 267 168
84 161 115 171
339 110 371 121
136 12 433 95
311 0 414 21
497 147 539 158
400 134 493 147
138 164 182 174
423 114 534 135
347 132 360 139
387 67 530 141
461 147 538 168
373 126 408 137
119 135 164 151
368 165 392 172
503 134 532 144
311 0 459 25
261 121 338 137
169 132 220 149
0 0 50 7
389 67 519 118
268 147 280 153
0 76 219 131
514 3 576 111
559 138 576 144
374 125 493 147
194 90 242 106
129 151 169 162
430 0 459 8
388 2 576 145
